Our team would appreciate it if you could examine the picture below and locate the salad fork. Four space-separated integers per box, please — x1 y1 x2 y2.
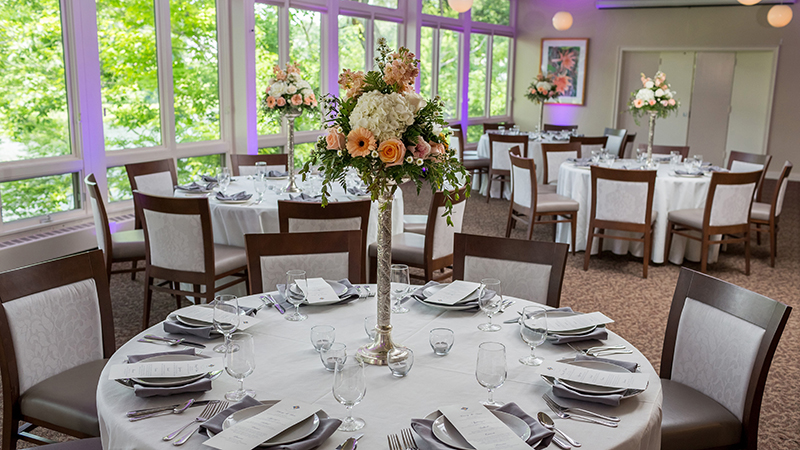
543 393 619 425
168 400 228 445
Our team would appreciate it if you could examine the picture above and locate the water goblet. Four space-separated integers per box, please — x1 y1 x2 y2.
693 155 704 171
476 342 506 406
591 149 602 163
320 342 346 371
254 161 267 177
217 167 231 194
253 173 267 204
224 332 256 401
333 358 366 432
390 264 410 314
310 325 335 352
519 306 548 366
670 150 681 165
364 315 377 340
477 278 502 332
212 295 240 353
429 328 454 355
285 270 308 321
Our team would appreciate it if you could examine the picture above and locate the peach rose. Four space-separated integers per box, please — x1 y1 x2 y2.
291 94 303 106
668 98 676 106
430 142 445 156
326 129 346 150
276 97 286 106
648 99 656 106
378 138 406 167
661 100 669 106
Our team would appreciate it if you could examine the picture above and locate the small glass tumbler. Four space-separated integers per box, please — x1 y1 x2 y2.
670 151 681 165
387 346 414 377
320 342 347 372
364 315 377 340
310 325 335 353
429 328 455 356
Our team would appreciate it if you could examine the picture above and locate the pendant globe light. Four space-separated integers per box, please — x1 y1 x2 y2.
768 4 792 27
552 11 574 31
447 0 473 13
737 0 760 5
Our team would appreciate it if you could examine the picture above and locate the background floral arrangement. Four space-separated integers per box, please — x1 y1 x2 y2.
525 71 560 104
628 71 679 121
261 62 318 118
302 39 468 220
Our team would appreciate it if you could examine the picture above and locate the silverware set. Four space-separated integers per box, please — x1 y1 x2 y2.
356 285 374 299
387 428 418 450
166 400 229 446
542 394 619 427
567 343 632 357
138 334 206 349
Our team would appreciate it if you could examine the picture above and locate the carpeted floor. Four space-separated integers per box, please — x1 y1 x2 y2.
3 179 798 449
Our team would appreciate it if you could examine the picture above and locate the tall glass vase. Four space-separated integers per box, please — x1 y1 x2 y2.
538 102 545 136
645 111 657 169
283 109 302 193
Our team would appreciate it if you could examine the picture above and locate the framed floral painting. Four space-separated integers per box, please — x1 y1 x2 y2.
540 38 589 105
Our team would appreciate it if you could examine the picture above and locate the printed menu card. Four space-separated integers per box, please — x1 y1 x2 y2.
425 281 481 306
542 361 649 390
108 357 223 380
177 305 260 330
438 404 531 450
299 278 340 305
203 399 317 450
546 311 614 333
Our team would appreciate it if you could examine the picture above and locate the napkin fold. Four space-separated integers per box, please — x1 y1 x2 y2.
566 158 591 164
549 327 609 344
288 193 322 202
216 191 252 201
202 175 218 183
163 307 257 339
202 396 341 450
574 354 639 372
674 169 703 176
347 186 369 196
550 355 639 406
176 181 217 191
276 279 358 305
134 377 213 398
266 170 288 177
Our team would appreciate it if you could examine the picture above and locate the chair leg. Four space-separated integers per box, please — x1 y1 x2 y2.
756 223 761 245
642 230 651 279
486 173 493 203
700 237 709 274
130 260 138 280
664 222 675 262
570 215 576 255
505 206 514 238
526 216 535 241
584 225 594 271
142 275 154 330
744 231 751 276
770 224 777 268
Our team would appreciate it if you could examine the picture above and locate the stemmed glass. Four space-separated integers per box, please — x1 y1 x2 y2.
285 270 308 321
217 167 231 194
224 332 256 401
253 173 267 204
477 278 502 332
476 342 507 407
332 358 366 432
212 295 240 353
519 306 548 366
390 264 410 314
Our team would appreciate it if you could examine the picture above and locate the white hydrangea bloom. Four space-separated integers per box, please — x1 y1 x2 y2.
645 80 655 89
406 92 428 113
536 81 552 91
350 91 416 141
288 85 297 94
635 88 655 102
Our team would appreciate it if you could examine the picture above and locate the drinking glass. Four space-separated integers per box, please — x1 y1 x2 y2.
693 155 703 171
476 342 507 407
217 167 231 193
390 264 410 314
285 270 308 321
255 161 267 176
429 328 455 355
519 306 548 366
477 278 502 332
364 316 377 340
387 346 414 377
320 342 347 371
670 150 681 165
253 174 267 204
333 358 366 432
224 332 256 401
310 325 335 352
212 295 240 353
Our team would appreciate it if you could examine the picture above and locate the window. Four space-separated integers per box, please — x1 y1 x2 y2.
349 0 399 8
0 174 79 223
374 20 399 60
471 0 510 25
422 0 459 18
468 33 488 119
338 16 367 81
290 9 322 132
420 27 461 119
490 35 510 117
177 154 224 184
106 167 132 203
466 33 513 142
255 3 280 136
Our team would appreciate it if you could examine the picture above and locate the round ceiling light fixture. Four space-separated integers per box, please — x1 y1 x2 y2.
737 0 760 5
768 4 793 27
552 11 574 31
447 0 473 13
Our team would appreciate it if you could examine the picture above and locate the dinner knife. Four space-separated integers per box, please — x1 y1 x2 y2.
335 434 363 450
143 335 207 349
262 295 285 314
126 399 217 417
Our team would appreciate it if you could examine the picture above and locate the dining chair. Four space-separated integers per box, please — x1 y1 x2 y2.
244 230 362 294
278 199 371 283
603 127 627 158
453 233 568 308
450 123 462 131
125 159 179 229
750 161 792 267
621 132 636 159
85 174 145 280
636 144 690 159
133 192 248 329
40 438 102 449
0 250 114 450
569 136 609 156
543 124 578 132
229 153 289 177
541 142 581 187
486 133 529 202
664 170 762 275
727 150 772 202
482 122 515 133
583 166 657 278
506 149 579 254
452 129 489 186
660 267 791 450
368 186 468 282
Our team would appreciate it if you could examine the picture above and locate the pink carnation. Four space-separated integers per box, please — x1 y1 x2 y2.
633 98 645 108
410 136 431 159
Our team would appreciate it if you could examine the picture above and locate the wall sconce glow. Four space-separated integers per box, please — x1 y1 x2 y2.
447 0 473 13
552 11 574 31
737 0 760 5
768 5 792 27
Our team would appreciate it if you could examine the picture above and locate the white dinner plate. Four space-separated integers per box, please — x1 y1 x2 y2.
672 171 704 178
559 360 630 395
175 304 215 327
213 401 325 447
131 354 207 387
416 284 480 311
422 284 479 304
287 280 348 305
426 409 532 450
216 198 251 204
265 176 289 180
544 311 598 337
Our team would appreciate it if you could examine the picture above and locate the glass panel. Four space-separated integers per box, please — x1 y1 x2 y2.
0 0 71 163
422 0 458 18
468 33 488 118
290 8 322 132
255 3 280 136
293 142 316 168
439 29 460 119
258 146 283 155
419 27 434 99
373 20 398 62
348 0 398 8
471 0 510 25
97 0 161 151
466 124 483 144
338 15 367 96
490 36 510 117
0 173 78 223
106 166 132 203
171 0 220 143
177 154 223 185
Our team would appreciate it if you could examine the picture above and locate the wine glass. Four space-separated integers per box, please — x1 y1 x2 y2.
390 264 410 314
310 325 335 352
285 270 308 321
519 306 548 366
212 295 240 353
253 173 267 204
224 332 256 401
332 358 366 432
217 167 231 194
477 278 502 332
476 341 506 406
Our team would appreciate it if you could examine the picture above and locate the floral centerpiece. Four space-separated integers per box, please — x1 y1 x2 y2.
525 72 560 133
628 71 680 167
301 39 468 365
261 62 318 192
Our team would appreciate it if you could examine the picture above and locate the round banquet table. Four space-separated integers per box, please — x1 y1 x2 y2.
97 290 662 450
555 160 720 265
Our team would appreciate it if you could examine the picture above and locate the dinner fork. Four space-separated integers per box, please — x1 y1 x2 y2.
543 393 620 422
542 394 618 427
401 428 419 449
388 433 402 450
168 400 228 445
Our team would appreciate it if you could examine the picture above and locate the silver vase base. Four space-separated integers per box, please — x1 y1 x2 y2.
356 326 397 365
282 183 302 193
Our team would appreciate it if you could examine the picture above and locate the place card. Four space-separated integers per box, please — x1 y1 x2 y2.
299 277 339 305
203 399 317 450
108 357 223 380
425 281 481 306
542 361 649 390
547 311 614 333
176 305 260 330
438 404 531 450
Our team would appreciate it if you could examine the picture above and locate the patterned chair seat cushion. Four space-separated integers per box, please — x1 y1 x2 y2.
667 208 704 230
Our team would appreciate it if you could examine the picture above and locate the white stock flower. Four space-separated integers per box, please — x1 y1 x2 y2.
405 92 428 113
635 88 655 102
432 123 443 135
350 91 416 141
645 80 654 89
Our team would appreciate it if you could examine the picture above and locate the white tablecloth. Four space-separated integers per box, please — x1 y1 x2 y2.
97 291 662 450
555 161 719 265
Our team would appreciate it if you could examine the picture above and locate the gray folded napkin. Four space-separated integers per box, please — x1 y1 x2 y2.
549 327 609 344
216 191 252 201
574 354 639 372
276 279 358 305
347 186 369 196
674 169 703 176
163 307 257 339
289 193 322 202
702 165 727 173
176 181 217 191
566 157 591 164
411 281 440 300
551 355 639 406
134 377 213 398
411 402 554 449
202 396 342 450
266 170 288 177
202 175 218 183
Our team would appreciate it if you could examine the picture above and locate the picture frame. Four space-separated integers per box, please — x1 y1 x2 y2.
540 38 589 105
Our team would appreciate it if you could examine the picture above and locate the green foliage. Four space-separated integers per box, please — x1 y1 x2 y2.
471 0 510 25
421 0 459 18
468 34 488 118
177 154 223 184
0 173 76 223
106 166 132 203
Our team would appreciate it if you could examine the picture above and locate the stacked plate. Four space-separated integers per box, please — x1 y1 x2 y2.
117 354 222 389
424 409 535 449
414 284 488 311
545 310 604 341
542 359 647 399
208 400 325 447
286 280 352 305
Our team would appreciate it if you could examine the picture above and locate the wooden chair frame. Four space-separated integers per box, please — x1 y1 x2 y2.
661 268 791 450
245 230 362 294
583 166 657 278
453 233 568 308
482 122 515 133
636 144 690 159
543 124 578 132
229 154 289 177
541 142 582 185
665 170 762 275
751 162 792 267
621 132 636 159
125 159 178 229
602 128 627 157
486 133 529 203
569 136 609 148
727 150 772 203
278 199 371 283
0 250 114 449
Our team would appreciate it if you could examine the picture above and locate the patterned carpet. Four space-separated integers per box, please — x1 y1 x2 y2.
4 179 798 448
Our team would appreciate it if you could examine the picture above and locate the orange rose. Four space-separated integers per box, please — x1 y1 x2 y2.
326 128 346 150
378 138 406 167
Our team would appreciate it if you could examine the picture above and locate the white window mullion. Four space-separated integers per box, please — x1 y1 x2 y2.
485 33 493 119
154 0 177 153
431 27 440 100
365 16 374 71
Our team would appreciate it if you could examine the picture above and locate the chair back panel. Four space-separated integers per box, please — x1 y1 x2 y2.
134 172 175 197
511 164 533 209
142 210 205 272
604 135 624 157
543 124 578 132
258 253 349 292
709 182 757 226
596 179 649 224
238 165 285 176
229 154 289 177
730 160 763 173
89 196 107 255
431 200 466 260
490 141 523 170
288 217 362 233
774 164 792 216
544 148 578 184
463 256 552 303
4 279 103 394
451 129 463 161
672 297 765 421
